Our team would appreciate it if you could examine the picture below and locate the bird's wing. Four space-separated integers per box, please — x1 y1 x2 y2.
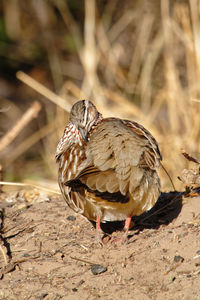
71 118 161 197
122 119 162 169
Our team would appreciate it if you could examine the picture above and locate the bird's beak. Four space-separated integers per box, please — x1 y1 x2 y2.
79 127 88 143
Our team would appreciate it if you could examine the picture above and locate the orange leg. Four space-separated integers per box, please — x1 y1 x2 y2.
124 215 132 231
95 214 103 245
96 215 101 231
122 216 133 243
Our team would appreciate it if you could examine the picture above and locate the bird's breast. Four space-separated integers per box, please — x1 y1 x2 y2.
58 143 86 183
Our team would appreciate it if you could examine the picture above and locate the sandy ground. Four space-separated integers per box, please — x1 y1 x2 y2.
0 187 200 300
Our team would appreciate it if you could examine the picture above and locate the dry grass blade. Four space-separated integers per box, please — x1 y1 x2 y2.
103 88 144 117
0 101 41 153
0 181 60 195
16 71 70 112
4 123 56 167
182 151 200 164
0 256 40 279
70 256 98 265
81 0 106 105
0 240 9 266
160 162 176 191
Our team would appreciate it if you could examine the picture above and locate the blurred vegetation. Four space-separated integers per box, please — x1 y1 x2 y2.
0 0 199 191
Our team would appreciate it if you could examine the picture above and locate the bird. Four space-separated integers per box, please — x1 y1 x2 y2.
56 100 162 243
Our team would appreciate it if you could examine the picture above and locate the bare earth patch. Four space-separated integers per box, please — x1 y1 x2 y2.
0 189 200 300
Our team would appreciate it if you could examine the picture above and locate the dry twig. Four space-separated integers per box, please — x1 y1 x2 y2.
0 239 9 266
0 181 60 195
70 255 98 265
182 151 200 164
0 101 41 153
16 71 70 112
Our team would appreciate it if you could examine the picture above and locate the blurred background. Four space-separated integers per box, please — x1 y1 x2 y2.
0 0 200 191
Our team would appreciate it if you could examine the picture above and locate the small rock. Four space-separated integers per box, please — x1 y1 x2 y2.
129 277 134 281
91 264 107 275
196 250 200 255
77 279 85 286
174 255 184 263
67 215 76 221
39 292 48 300
72 288 78 292
23 253 30 257
55 251 65 261
121 262 126 268
186 274 192 278
169 275 176 283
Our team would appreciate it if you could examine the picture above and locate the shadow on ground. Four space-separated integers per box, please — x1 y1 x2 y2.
98 191 184 235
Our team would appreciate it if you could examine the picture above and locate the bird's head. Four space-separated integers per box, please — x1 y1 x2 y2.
70 100 102 142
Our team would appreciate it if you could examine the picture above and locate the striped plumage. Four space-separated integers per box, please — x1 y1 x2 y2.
56 100 161 242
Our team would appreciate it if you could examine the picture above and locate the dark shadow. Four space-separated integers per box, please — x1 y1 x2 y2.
95 191 184 235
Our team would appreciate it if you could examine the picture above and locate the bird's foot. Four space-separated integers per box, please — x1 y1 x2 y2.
110 230 129 244
95 230 112 246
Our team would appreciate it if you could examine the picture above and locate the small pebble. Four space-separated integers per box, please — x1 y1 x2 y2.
91 264 107 275
72 288 78 292
196 250 200 255
23 253 30 257
67 215 76 221
39 292 48 300
169 275 176 283
174 255 184 263
78 279 85 286
129 277 134 281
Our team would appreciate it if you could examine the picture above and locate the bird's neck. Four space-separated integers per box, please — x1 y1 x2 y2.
89 113 103 135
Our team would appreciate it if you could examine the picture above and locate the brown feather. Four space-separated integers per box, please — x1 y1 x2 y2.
56 101 161 223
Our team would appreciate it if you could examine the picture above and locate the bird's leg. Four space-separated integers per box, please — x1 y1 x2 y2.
122 216 133 243
95 214 103 245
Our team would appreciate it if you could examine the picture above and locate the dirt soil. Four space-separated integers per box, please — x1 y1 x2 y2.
0 188 200 300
